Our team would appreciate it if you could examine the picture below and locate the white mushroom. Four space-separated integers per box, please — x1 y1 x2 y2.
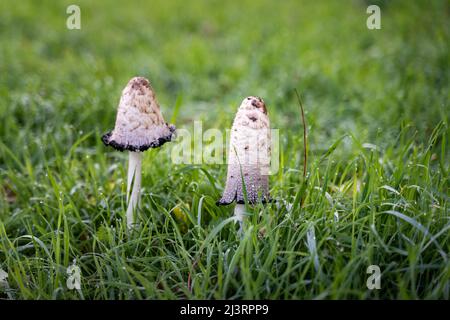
102 77 176 230
217 96 271 231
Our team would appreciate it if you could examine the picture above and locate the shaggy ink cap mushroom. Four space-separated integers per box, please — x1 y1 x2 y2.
101 76 176 230
217 96 271 206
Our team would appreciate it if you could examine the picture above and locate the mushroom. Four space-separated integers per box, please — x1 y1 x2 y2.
217 96 271 231
102 76 176 229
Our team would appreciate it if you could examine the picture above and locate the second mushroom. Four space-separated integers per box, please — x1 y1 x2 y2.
217 96 271 230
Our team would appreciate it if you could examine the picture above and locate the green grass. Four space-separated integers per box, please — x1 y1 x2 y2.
0 0 448 299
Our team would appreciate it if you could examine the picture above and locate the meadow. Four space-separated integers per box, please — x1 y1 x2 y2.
0 0 448 299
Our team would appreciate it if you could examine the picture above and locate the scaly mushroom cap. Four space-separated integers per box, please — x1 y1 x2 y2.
102 77 176 152
217 96 271 205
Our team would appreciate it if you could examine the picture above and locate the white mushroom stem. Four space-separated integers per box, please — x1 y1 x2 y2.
234 203 245 233
126 151 142 229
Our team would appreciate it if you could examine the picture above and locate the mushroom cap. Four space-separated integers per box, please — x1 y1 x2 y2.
102 77 176 152
216 165 271 205
217 96 271 205
238 96 267 115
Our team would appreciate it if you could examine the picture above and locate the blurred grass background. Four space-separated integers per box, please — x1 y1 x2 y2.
0 0 448 299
